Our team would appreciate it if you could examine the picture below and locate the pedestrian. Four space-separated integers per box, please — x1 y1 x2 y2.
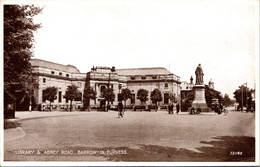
107 104 110 112
190 107 195 115
118 101 124 118
215 103 221 114
176 102 180 114
168 102 173 114
219 103 223 113
173 102 177 114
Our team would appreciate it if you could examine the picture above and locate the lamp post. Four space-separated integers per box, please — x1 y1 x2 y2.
241 87 243 112
241 83 247 112
107 67 115 110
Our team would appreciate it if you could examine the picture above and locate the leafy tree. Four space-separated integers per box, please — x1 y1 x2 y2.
101 87 115 109
205 85 223 107
222 94 233 107
22 75 39 111
4 5 42 110
64 85 81 111
120 88 132 110
150 89 162 111
4 5 42 90
181 90 195 111
137 89 148 105
233 86 252 111
83 85 97 111
43 86 58 111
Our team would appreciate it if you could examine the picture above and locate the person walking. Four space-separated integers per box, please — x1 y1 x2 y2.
176 102 180 114
118 101 124 118
219 103 223 113
173 102 177 114
168 102 173 114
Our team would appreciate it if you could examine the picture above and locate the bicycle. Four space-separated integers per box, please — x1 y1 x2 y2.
222 108 229 116
118 110 124 118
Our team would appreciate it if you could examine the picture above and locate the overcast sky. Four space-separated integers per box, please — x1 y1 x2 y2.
28 0 258 99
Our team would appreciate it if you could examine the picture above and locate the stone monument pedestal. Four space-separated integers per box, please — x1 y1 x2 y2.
191 85 211 112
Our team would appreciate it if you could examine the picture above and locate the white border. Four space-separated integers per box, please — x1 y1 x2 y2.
1 0 259 166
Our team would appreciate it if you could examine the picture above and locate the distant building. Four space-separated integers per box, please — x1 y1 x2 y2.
31 59 181 110
31 59 86 110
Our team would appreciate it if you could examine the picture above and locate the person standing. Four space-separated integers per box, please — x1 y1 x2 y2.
176 102 180 114
118 101 124 118
168 102 173 114
173 102 177 114
219 103 223 113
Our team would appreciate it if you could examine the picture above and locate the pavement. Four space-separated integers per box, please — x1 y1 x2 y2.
3 109 255 162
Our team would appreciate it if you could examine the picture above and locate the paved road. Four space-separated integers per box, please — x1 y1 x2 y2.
4 110 255 161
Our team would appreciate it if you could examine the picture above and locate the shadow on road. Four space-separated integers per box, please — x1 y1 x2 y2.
94 136 254 162
4 120 21 129
98 136 255 162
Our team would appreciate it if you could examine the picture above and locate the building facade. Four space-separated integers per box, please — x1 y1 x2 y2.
31 59 181 110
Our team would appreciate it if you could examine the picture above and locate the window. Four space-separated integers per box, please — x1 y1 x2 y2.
118 84 122 90
43 78 46 83
164 93 169 104
66 74 69 77
186 86 189 89
58 91 62 103
42 90 46 102
77 82 82 87
59 72 62 76
152 76 157 79
51 71 55 74
141 76 146 80
165 83 168 88
100 85 106 93
130 76 135 80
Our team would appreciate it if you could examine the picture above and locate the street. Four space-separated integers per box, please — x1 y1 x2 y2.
4 109 255 161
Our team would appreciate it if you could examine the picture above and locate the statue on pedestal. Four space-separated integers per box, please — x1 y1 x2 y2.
195 64 204 85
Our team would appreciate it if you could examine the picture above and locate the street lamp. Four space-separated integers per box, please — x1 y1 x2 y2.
108 66 116 88
241 83 247 112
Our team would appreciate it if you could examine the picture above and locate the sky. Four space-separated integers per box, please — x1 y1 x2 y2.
27 0 258 99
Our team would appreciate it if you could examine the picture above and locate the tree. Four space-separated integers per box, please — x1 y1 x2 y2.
101 87 115 110
137 89 148 105
4 5 42 90
43 87 58 111
205 85 223 107
120 88 132 110
83 85 97 111
4 5 42 110
21 75 39 111
64 85 81 111
222 94 233 107
233 85 252 111
150 89 162 111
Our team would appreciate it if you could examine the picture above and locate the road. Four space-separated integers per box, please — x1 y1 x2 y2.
4 110 255 161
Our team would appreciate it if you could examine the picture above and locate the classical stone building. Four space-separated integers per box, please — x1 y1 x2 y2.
31 59 86 110
31 59 181 110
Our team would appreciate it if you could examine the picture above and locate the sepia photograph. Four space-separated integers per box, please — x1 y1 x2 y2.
1 0 259 166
